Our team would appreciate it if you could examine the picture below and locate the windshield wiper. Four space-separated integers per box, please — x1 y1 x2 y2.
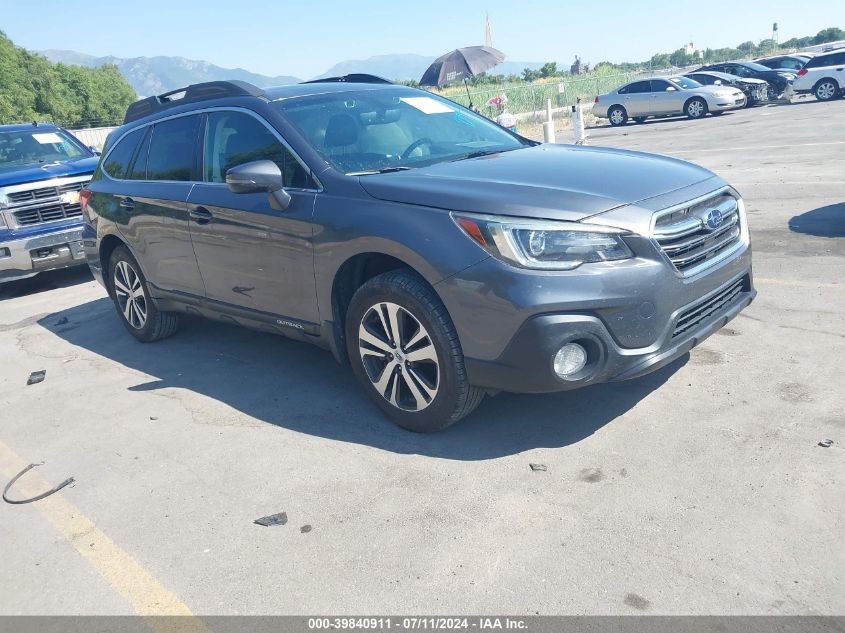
450 146 523 162
347 166 413 176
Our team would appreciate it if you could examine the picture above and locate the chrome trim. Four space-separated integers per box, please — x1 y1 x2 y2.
0 175 92 230
650 186 749 278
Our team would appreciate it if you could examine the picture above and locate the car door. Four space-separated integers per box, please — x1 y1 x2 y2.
186 109 320 327
648 79 683 114
619 81 650 115
99 116 206 297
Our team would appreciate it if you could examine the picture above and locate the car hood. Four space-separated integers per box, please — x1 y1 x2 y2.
0 157 98 188
357 144 716 222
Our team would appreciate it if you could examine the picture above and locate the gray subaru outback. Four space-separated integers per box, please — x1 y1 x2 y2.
81 76 755 432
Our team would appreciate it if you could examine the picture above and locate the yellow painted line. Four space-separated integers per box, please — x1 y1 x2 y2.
0 440 210 633
755 277 841 289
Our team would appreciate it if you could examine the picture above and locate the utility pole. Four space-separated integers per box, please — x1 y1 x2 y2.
485 14 493 48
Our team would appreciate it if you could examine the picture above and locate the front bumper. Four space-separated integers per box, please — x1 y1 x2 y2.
0 225 87 282
463 272 755 393
710 96 747 111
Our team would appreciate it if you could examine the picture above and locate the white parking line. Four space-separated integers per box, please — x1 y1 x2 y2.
669 141 845 154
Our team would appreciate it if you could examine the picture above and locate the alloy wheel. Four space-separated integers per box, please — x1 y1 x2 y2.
610 109 624 125
817 82 836 101
688 100 705 117
358 302 440 412
113 260 147 330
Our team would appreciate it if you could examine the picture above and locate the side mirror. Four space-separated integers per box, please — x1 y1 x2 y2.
666 86 677 91
88 145 101 155
714 80 723 85
225 160 291 211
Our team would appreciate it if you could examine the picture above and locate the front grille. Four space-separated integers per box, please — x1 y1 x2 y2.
6 181 86 227
673 277 746 338
13 203 82 226
653 192 743 275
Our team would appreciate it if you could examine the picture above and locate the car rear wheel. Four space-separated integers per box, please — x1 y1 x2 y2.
815 79 839 102
685 97 708 119
608 106 628 127
109 246 180 342
346 269 485 432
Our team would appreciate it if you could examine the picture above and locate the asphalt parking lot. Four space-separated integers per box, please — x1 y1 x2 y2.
1 98 843 616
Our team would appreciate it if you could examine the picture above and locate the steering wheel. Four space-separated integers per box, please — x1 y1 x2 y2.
400 138 435 160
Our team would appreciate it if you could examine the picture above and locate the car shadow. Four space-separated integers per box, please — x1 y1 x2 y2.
0 266 93 301
587 112 740 130
37 298 686 461
788 203 845 238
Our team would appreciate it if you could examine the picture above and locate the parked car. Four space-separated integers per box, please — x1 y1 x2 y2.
793 49 845 101
592 76 746 126
684 70 769 107
754 54 812 71
0 123 98 284
695 61 795 99
83 78 755 432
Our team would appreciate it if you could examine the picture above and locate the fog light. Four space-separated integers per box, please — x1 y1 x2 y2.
553 343 588 378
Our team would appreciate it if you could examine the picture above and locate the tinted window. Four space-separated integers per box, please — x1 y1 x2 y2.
129 127 151 180
147 115 199 181
806 52 845 68
690 74 715 85
203 111 311 188
623 81 650 94
102 128 144 179
650 80 671 91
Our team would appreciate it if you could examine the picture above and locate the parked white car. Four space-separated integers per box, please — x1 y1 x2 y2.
593 76 746 126
793 49 845 101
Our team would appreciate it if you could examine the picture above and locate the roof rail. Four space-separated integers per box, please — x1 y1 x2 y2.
302 74 394 85
123 80 266 124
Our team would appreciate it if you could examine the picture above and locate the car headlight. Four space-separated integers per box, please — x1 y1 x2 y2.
452 212 633 270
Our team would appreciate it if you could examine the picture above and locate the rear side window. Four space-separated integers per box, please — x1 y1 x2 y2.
102 128 144 179
621 81 650 94
203 111 312 188
147 115 200 181
806 52 845 68
129 127 151 180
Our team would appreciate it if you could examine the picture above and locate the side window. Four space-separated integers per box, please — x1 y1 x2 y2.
129 127 151 180
203 111 312 188
618 84 629 94
147 115 200 181
626 81 650 94
650 80 671 92
102 128 144 179
730 65 750 77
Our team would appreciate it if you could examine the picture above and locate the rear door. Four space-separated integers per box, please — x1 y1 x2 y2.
187 109 320 326
619 81 651 116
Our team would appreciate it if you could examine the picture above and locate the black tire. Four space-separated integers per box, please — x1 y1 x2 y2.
607 105 628 127
685 97 708 119
633 116 647 124
108 246 179 342
814 79 839 102
345 269 484 432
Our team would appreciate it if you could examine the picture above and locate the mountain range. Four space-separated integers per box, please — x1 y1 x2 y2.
40 50 553 96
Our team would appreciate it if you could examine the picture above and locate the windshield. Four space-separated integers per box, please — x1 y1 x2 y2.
742 62 772 72
669 76 703 89
0 128 91 173
274 88 529 174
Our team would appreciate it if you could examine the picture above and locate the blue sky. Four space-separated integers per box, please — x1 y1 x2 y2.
2 0 839 78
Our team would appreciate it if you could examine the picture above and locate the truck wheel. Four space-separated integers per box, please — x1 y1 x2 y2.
346 269 484 432
608 106 628 127
109 246 179 342
685 97 708 119
814 79 838 102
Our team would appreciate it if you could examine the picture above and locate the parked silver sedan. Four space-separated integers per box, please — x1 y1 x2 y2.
593 76 747 126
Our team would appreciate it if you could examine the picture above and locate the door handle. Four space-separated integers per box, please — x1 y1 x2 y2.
189 206 213 224
118 197 134 209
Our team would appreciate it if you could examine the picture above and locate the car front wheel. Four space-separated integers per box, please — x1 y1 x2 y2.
346 269 484 432
109 246 180 342
686 97 708 119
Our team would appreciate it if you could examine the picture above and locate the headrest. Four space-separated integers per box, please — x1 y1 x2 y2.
324 114 358 148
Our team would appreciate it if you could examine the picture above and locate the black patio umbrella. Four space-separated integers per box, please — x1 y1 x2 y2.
419 46 506 107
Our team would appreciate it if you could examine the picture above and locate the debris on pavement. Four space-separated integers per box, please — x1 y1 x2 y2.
529 463 547 472
254 512 288 527
26 370 46 386
300 525 312 533
3 462 74 505
818 439 834 448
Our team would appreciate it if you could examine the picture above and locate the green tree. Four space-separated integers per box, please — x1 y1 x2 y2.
539 62 558 78
813 27 845 44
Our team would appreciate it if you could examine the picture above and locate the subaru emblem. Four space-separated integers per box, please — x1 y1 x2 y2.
705 209 723 230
